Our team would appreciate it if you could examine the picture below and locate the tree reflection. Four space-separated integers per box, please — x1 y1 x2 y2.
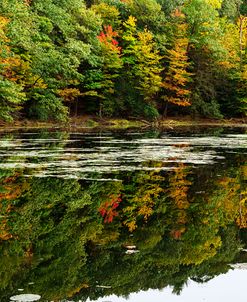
0 132 246 301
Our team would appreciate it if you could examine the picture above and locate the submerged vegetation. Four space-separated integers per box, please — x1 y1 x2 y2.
0 0 247 122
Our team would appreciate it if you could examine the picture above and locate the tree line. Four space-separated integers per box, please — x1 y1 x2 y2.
0 0 247 122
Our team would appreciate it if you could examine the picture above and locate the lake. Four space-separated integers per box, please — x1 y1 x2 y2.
0 126 246 302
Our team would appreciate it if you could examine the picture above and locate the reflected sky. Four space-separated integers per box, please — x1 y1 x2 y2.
91 269 247 302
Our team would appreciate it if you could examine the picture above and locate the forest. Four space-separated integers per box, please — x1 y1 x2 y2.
0 0 247 122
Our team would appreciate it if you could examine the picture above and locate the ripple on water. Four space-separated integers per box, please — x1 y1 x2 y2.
0 133 246 179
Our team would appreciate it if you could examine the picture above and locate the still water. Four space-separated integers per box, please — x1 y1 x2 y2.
0 127 246 302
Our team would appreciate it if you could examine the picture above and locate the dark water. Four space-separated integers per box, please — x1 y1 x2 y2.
0 127 246 302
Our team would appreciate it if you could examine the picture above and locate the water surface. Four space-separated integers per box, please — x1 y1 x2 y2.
0 127 246 302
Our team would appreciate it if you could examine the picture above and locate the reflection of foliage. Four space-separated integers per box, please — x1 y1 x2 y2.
0 172 102 300
167 163 191 239
122 165 165 232
0 170 29 241
94 180 123 224
236 162 247 228
99 193 122 223
0 133 246 302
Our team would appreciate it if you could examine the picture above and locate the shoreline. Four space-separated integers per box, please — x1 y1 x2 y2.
0 116 246 132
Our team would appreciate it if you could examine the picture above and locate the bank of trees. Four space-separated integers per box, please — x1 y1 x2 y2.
0 0 246 121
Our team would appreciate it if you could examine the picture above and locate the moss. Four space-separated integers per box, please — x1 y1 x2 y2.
0 116 246 132
84 119 99 128
107 119 145 129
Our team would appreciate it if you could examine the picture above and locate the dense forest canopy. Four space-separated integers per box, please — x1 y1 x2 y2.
0 0 247 121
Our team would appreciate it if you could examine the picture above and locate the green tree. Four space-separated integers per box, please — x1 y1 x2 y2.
121 16 162 119
96 25 122 116
0 13 27 121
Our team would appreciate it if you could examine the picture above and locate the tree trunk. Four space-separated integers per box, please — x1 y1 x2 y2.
74 97 78 117
163 101 168 118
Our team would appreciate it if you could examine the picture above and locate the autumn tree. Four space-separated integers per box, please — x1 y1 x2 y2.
162 10 192 116
91 2 121 29
121 16 163 119
0 0 246 121
128 0 166 33
0 16 26 121
96 25 123 116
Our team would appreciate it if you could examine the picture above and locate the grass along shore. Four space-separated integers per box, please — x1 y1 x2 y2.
0 116 246 132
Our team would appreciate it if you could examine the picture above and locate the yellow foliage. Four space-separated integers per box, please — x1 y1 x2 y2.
167 164 191 209
204 0 222 9
0 15 32 84
182 237 222 265
0 16 9 29
57 88 81 102
218 23 240 70
27 75 47 89
23 0 32 6
166 164 192 238
242 165 247 179
163 21 192 107
236 188 247 228
67 283 89 298
123 220 137 232
122 170 165 232
124 15 137 29
242 65 247 81
216 172 247 228
0 226 13 241
91 3 120 27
